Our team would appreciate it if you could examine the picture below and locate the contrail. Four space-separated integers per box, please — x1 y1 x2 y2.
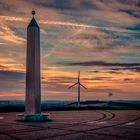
40 20 140 33
40 20 97 29
0 16 139 33
0 16 25 22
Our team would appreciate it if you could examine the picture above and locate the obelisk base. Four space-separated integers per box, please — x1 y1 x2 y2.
16 114 49 122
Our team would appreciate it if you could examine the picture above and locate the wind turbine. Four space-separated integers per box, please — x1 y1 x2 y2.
108 92 113 101
108 92 113 97
69 71 87 108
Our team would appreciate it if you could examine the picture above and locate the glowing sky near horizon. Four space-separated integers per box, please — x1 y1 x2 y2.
0 0 140 100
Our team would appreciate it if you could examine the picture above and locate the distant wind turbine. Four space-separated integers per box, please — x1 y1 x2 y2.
108 92 113 97
69 71 87 108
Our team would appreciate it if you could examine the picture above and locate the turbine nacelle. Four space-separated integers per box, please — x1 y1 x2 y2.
69 71 87 89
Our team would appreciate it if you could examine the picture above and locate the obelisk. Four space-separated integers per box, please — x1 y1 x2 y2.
25 10 41 115
21 10 48 122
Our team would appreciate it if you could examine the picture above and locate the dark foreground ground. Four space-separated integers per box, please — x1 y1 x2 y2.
0 110 140 140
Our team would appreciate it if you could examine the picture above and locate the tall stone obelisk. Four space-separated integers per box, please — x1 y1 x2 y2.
25 10 41 115
17 11 48 122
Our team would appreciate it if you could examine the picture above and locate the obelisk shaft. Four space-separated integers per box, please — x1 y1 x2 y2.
25 17 41 115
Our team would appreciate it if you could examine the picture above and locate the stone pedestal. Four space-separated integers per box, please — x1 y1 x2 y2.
16 114 49 122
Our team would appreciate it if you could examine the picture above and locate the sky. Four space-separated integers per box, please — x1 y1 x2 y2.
0 0 140 101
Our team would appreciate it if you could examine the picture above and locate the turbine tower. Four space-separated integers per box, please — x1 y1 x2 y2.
69 71 87 108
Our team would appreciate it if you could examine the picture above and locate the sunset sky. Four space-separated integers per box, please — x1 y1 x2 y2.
0 0 140 101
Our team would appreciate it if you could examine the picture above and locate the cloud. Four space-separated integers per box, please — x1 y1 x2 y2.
121 9 140 18
28 0 98 11
110 67 140 72
58 60 140 67
38 0 76 10
124 78 132 81
0 24 25 44
83 76 112 81
125 23 140 31
0 70 25 98
0 70 25 80
0 65 7 70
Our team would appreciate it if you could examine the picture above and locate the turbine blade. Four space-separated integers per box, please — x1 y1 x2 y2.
80 83 87 89
69 82 78 88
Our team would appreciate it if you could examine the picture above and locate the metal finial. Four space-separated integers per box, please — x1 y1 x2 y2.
32 10 36 16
